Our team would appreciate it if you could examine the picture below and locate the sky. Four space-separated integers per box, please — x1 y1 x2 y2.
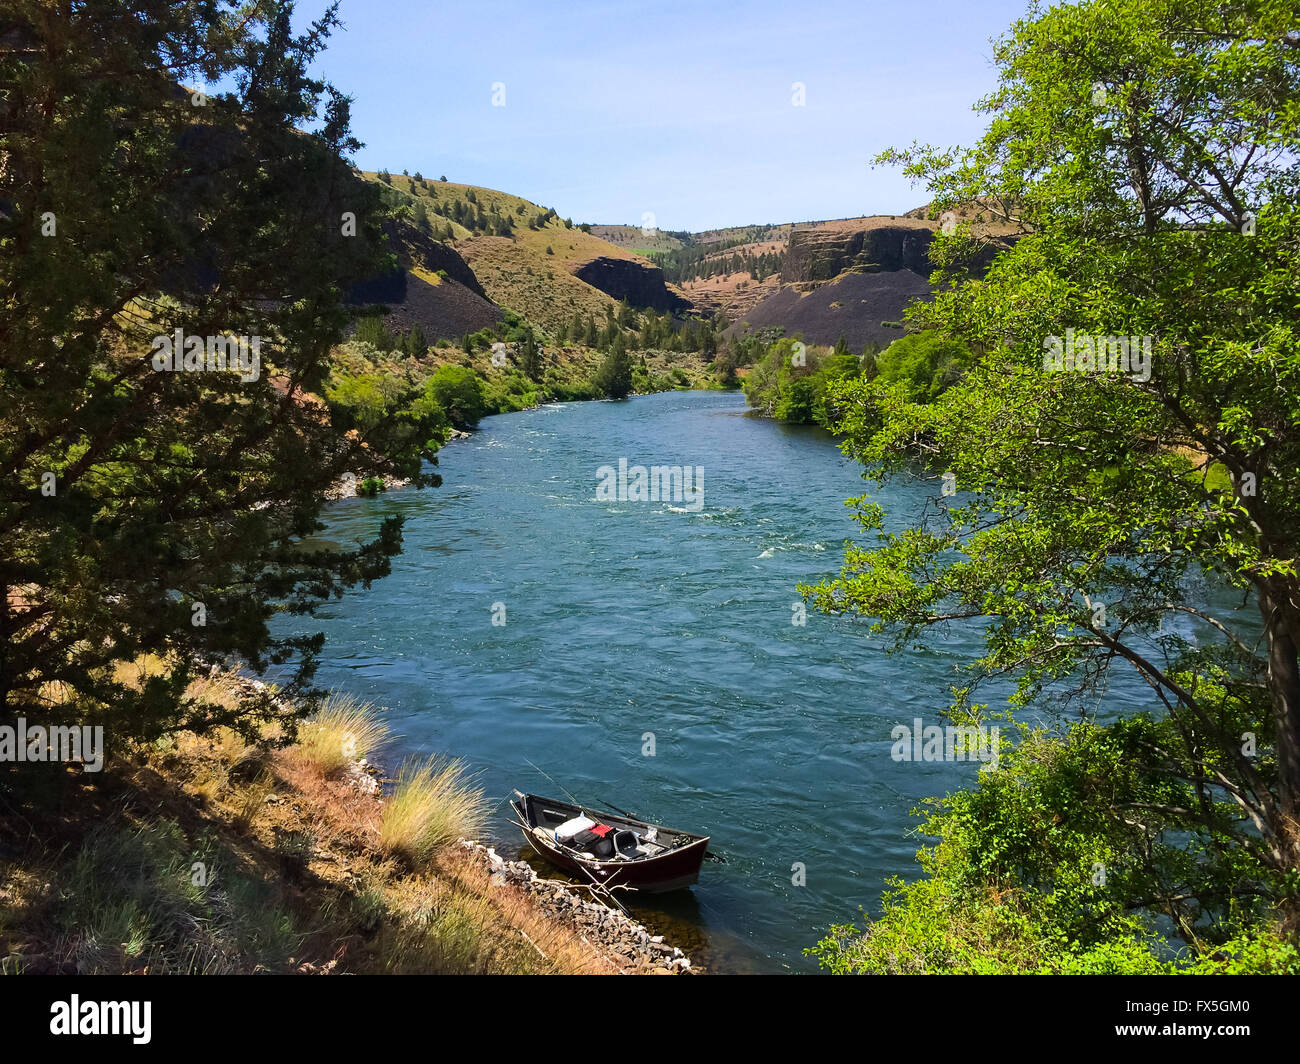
290 0 1031 233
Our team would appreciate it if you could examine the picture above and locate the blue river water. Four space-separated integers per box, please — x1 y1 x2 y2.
271 389 1235 972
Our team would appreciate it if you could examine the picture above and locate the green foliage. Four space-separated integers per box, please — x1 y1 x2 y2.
353 315 398 352
874 331 970 403
324 346 451 456
46 820 300 973
519 329 543 381
806 721 1298 974
592 334 633 399
404 323 427 358
0 0 428 743
806 0 1300 967
425 365 487 429
742 337 864 427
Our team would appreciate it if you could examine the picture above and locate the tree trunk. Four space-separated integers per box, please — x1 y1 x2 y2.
1260 580 1300 877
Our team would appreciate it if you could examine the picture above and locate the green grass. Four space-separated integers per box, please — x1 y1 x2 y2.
43 820 300 974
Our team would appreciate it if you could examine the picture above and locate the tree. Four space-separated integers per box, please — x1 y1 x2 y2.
352 316 397 352
425 365 486 429
592 334 632 399
520 329 542 381
0 0 433 746
714 347 739 388
806 0 1300 968
404 323 427 358
873 331 970 403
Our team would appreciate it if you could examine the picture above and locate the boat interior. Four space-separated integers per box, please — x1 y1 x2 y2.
521 795 694 862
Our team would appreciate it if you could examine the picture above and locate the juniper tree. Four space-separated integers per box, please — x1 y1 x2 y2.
0 0 440 747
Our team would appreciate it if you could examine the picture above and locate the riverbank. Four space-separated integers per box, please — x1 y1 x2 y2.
0 665 693 975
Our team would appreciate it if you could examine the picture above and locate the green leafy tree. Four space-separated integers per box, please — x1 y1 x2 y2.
873 331 970 403
425 365 486 429
805 0 1300 967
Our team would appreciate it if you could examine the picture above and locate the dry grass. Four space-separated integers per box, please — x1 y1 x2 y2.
373 849 616 974
379 756 488 866
1 666 625 975
296 692 389 775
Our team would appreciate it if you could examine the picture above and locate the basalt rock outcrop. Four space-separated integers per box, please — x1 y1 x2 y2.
782 225 935 282
573 256 691 313
781 223 1017 284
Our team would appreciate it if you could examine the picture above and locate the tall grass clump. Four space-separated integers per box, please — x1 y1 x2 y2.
379 756 488 865
296 693 388 775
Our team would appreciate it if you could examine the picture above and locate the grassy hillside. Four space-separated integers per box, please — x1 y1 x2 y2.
590 224 687 254
0 665 628 974
359 173 691 334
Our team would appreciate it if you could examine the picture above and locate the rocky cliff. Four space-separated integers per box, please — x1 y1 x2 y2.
781 222 1016 284
349 219 502 339
573 256 691 313
782 225 934 282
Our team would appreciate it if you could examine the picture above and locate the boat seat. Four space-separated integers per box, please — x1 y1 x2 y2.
613 830 643 859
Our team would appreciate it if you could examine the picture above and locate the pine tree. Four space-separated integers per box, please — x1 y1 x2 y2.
0 2 429 740
405 323 428 357
593 333 632 399
521 329 542 380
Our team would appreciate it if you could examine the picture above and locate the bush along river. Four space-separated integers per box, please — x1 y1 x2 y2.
273 389 1247 972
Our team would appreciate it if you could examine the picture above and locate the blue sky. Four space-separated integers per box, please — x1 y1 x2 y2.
292 0 1030 232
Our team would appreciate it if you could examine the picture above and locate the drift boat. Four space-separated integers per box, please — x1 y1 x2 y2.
509 791 710 893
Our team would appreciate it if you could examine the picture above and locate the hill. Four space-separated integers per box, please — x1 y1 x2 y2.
358 174 692 338
640 208 1020 349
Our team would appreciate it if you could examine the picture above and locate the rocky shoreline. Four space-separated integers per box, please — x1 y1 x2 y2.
214 669 695 973
459 840 695 974
322 429 472 500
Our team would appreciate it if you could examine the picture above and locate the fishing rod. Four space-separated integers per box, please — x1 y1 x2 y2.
524 759 584 808
596 796 640 820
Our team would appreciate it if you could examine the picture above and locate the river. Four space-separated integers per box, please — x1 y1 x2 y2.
273 388 1228 972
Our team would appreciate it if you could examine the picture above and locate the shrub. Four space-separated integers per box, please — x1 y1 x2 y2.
425 364 487 429
380 756 488 865
296 693 388 775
